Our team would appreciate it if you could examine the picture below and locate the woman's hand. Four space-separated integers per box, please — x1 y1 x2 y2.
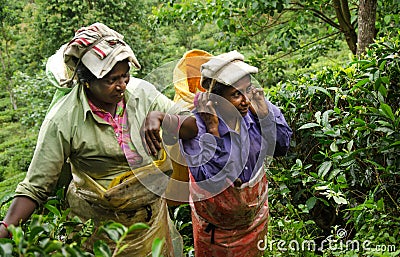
141 111 163 156
142 111 199 156
249 88 269 119
195 93 220 137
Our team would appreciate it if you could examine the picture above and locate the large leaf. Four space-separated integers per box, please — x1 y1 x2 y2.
298 123 321 130
152 237 165 257
127 222 150 234
318 161 332 179
93 240 112 257
44 202 61 217
379 103 395 121
306 197 317 211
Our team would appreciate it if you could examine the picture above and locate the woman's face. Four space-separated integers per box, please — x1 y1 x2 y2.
88 60 130 105
218 75 253 117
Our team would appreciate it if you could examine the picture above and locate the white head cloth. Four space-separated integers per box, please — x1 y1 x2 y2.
200 50 258 86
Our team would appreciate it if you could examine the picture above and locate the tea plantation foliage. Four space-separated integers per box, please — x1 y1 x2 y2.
0 34 398 256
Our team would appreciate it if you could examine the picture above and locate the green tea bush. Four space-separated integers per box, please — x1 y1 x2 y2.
0 189 165 257
1 33 399 257
0 71 53 183
12 70 55 130
267 32 400 255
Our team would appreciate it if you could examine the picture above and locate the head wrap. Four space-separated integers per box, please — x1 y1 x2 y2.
200 50 258 88
63 22 140 79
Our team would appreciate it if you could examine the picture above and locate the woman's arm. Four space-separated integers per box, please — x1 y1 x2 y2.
249 89 292 157
141 111 198 156
0 196 37 238
268 103 292 156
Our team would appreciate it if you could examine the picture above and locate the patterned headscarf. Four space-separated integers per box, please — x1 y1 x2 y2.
64 22 140 79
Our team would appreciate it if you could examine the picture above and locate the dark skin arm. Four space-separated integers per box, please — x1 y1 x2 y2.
141 112 198 156
0 196 37 238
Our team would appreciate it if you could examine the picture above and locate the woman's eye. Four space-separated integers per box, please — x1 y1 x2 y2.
246 85 255 93
233 91 242 97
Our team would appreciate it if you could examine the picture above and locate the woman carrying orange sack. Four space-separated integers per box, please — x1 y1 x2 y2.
180 51 293 256
163 49 213 206
0 22 198 256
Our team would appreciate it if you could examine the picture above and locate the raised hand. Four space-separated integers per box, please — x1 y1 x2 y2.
141 111 163 156
249 87 269 118
194 92 220 137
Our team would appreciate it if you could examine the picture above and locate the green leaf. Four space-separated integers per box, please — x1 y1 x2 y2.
216 19 224 29
28 226 45 241
380 76 390 84
298 123 321 130
101 222 127 241
44 240 63 253
375 127 394 134
378 84 387 97
103 229 120 242
336 175 346 183
330 141 339 152
93 240 112 257
347 140 354 151
322 110 334 127
379 103 395 121
327 168 341 180
379 60 387 71
354 78 370 87
44 203 61 217
353 118 366 126
306 197 317 210
377 198 384 211
333 196 348 205
152 237 165 257
309 86 332 98
389 141 400 147
315 111 321 124
340 159 355 167
384 15 392 24
127 223 149 233
311 28 319 35
318 161 332 179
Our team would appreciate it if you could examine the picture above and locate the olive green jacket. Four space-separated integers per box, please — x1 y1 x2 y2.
16 77 187 205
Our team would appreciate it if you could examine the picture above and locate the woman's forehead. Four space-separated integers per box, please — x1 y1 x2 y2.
232 75 251 89
104 61 130 78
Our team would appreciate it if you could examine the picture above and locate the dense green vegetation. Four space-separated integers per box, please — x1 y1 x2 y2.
1 0 399 256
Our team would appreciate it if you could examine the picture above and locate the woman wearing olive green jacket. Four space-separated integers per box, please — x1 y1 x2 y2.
0 23 197 257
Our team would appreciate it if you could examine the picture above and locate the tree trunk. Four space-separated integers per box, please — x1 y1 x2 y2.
0 48 18 110
332 0 358 55
357 0 377 56
7 82 18 110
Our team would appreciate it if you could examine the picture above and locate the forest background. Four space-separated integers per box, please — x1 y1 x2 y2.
0 0 399 256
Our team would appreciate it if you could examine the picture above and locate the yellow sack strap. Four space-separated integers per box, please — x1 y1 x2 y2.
108 149 169 189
